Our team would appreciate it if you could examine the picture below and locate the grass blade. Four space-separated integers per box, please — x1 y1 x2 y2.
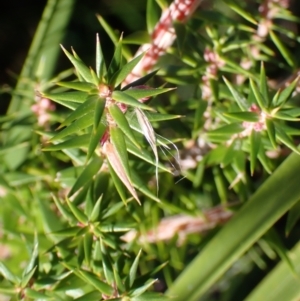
167 152 300 301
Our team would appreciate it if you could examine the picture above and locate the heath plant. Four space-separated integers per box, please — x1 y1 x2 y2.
1 0 300 300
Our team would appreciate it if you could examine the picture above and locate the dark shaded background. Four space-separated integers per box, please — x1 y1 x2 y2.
0 0 146 87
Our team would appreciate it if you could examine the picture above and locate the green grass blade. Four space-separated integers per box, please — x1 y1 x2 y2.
244 242 300 301
167 152 300 301
285 201 300 236
8 0 75 113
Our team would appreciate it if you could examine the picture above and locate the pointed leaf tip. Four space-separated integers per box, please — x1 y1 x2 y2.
104 141 141 204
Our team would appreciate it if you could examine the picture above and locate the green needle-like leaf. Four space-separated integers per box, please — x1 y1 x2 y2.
223 112 259 122
276 126 300 155
110 126 130 174
272 76 299 107
273 112 300 121
135 108 159 191
131 170 161 202
96 14 131 60
107 35 123 83
56 81 95 92
84 232 93 266
21 234 39 287
0 262 20 284
225 0 257 24
259 62 270 107
122 31 151 44
69 156 103 196
249 130 261 175
43 91 88 104
108 103 141 149
77 238 85 265
266 119 277 149
96 33 107 79
52 194 77 222
99 223 135 232
65 198 89 224
269 31 295 67
112 91 155 111
127 249 142 288
110 52 145 87
90 67 99 86
58 95 97 129
223 76 249 111
126 140 172 174
89 195 103 222
208 123 244 136
96 15 118 44
21 266 38 289
282 107 300 117
113 265 126 292
146 112 182 122
222 141 238 167
122 69 159 90
78 269 114 295
24 288 51 300
102 202 123 220
43 134 90 151
100 240 115 285
222 57 255 79
257 144 273 174
94 97 106 129
104 140 140 204
250 79 268 110
50 112 94 141
74 291 103 301
123 87 175 100
61 45 95 83
107 160 129 204
131 279 158 297
87 121 106 160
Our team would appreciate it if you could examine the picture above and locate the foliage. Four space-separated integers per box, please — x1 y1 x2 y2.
1 0 300 300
